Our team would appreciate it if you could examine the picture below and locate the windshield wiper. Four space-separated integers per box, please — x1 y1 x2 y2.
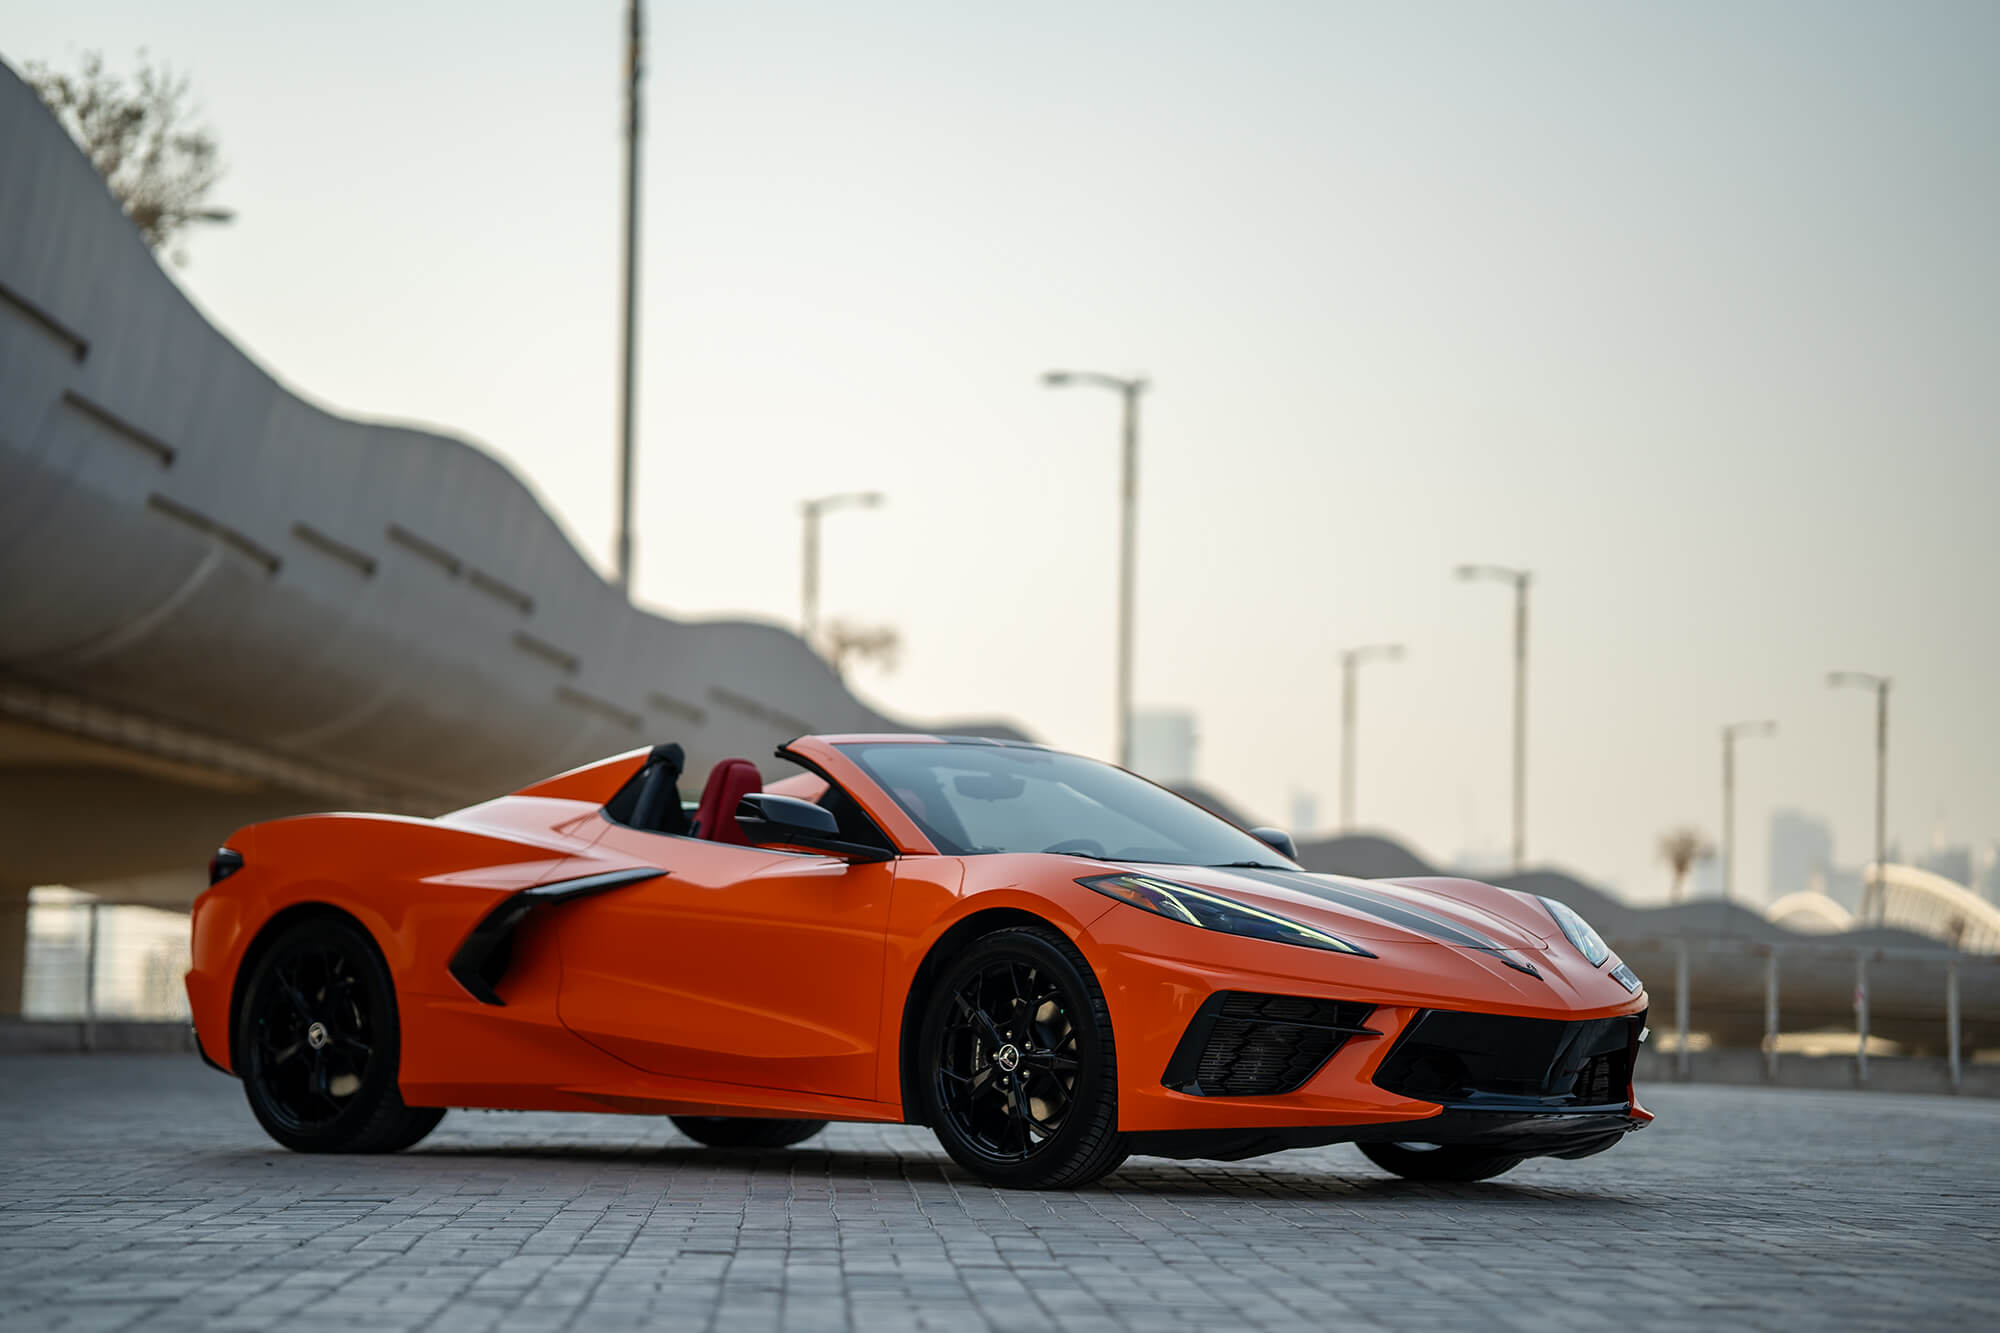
1208 861 1292 870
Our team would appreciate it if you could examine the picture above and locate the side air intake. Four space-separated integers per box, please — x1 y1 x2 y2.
1162 992 1378 1097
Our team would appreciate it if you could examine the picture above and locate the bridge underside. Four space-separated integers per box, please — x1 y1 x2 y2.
0 703 392 1016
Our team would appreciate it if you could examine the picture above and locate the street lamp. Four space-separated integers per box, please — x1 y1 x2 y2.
1456 564 1532 871
801 491 884 645
1339 644 1404 831
1043 370 1148 768
1721 720 1777 903
1828 671 1892 923
613 0 646 596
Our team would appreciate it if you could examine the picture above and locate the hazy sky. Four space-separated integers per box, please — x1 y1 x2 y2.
8 1 1997 901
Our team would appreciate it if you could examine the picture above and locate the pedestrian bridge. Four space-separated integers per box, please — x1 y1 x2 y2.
1768 865 2000 954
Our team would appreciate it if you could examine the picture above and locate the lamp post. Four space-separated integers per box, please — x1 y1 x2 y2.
1828 671 1891 923
1456 564 1532 871
1721 720 1777 903
1340 644 1404 832
1043 370 1148 768
800 492 884 647
613 0 645 595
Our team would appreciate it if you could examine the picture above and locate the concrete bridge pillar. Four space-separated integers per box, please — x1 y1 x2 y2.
0 885 27 1017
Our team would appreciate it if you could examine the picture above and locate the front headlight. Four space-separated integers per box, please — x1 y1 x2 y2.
1539 896 1610 967
1079 872 1375 957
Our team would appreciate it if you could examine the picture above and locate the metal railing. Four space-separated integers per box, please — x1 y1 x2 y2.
22 894 191 1045
1625 936 1997 1092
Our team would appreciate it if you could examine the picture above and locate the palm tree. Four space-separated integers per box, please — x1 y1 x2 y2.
1659 828 1714 905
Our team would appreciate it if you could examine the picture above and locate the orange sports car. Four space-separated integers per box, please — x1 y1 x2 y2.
187 734 1650 1188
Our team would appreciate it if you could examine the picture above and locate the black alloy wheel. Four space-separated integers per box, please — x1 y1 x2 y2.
1357 1140 1525 1183
919 926 1127 1189
670 1117 828 1149
236 916 445 1153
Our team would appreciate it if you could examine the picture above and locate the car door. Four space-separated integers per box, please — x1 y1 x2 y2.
555 819 894 1102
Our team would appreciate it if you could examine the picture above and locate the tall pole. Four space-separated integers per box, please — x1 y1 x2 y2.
1723 734 1733 901
1874 682 1889 924
1044 370 1148 768
801 503 821 644
1722 721 1777 903
1457 565 1531 871
1830 672 1891 923
1116 382 1140 771
1339 644 1403 831
1511 576 1528 872
1340 655 1356 831
614 0 644 595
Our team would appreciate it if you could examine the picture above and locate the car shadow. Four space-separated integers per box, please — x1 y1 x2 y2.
230 1140 1634 1206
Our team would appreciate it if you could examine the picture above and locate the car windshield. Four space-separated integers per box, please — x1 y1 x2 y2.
837 741 1296 866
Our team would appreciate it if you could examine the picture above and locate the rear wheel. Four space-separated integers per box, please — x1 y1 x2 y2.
670 1117 827 1149
1357 1140 1524 1182
917 925 1127 1190
235 916 444 1153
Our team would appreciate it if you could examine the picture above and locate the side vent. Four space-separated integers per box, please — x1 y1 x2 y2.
1161 992 1378 1098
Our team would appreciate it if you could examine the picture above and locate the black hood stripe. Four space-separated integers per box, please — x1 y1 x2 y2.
1222 867 1540 976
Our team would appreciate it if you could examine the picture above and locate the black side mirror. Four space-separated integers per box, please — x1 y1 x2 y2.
1249 827 1297 861
735 793 893 862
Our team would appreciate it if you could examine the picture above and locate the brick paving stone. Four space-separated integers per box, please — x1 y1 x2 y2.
1 1055 1997 1330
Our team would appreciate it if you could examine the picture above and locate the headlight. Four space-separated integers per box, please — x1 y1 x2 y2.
1079 872 1374 957
1539 896 1609 967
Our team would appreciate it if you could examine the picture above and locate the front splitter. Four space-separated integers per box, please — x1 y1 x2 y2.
1126 1106 1647 1163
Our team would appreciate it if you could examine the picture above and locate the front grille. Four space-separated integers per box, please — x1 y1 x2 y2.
1164 992 1377 1097
1373 1008 1644 1108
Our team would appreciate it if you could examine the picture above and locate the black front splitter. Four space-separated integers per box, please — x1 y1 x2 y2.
1126 1105 1646 1164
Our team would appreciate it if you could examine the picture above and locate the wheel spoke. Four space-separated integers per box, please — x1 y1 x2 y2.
272 965 315 1022
264 1037 305 1067
1014 965 1042 1042
308 1054 340 1109
952 991 1006 1048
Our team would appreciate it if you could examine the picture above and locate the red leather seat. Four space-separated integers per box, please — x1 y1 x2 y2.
692 759 762 845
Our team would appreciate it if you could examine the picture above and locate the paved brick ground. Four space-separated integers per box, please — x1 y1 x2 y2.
1 1056 1996 1331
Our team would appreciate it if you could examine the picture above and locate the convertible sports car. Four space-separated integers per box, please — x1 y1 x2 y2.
187 734 1650 1188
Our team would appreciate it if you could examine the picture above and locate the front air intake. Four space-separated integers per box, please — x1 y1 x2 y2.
1371 1008 1645 1108
1162 992 1378 1097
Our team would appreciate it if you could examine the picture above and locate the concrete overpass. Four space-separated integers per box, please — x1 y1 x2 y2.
0 61 1018 1010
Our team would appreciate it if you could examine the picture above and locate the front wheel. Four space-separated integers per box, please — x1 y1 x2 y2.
1357 1140 1524 1182
671 1117 827 1149
235 915 444 1153
917 925 1127 1189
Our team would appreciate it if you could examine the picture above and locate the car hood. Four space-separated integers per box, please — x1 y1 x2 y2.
1101 862 1557 955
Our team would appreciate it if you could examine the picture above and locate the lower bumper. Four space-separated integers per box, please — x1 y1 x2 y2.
1127 1106 1647 1163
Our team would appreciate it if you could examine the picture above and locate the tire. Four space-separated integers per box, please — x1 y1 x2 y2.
671 1117 827 1149
917 924 1128 1190
235 915 444 1153
1357 1140 1525 1183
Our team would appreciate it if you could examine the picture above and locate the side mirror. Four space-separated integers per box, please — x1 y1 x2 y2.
1249 827 1297 861
735 793 893 863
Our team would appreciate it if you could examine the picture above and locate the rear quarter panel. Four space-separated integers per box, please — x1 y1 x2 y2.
186 802 597 1078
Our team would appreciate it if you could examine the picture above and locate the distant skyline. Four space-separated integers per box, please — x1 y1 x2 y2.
6 1 1995 901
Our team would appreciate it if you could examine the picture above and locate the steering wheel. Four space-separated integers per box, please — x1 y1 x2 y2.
1042 838 1108 858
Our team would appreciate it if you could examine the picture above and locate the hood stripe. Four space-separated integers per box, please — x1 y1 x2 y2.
1223 867 1541 976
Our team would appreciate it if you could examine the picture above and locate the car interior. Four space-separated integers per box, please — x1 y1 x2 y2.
602 742 894 855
